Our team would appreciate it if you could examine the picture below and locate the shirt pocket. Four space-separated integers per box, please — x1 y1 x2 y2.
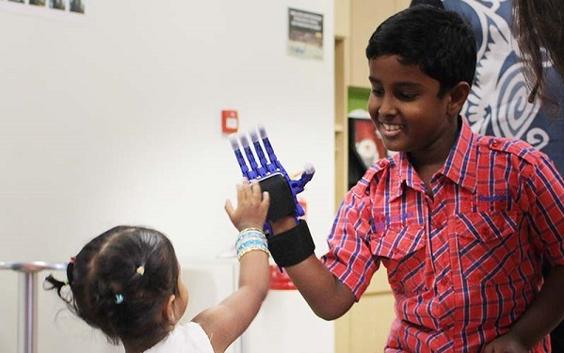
370 224 427 294
456 210 522 286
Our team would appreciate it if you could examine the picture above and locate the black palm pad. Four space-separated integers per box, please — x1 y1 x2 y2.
259 173 296 222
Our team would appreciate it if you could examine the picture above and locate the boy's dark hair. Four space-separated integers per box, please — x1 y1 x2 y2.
46 226 180 351
409 0 444 8
366 5 476 96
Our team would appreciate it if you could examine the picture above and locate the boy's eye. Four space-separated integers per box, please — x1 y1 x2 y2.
396 91 418 100
371 88 384 96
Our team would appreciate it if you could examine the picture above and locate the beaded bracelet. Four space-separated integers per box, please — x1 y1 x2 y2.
236 232 265 250
236 228 269 260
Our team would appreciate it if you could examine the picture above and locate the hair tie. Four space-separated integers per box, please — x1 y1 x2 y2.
115 293 125 304
136 266 145 276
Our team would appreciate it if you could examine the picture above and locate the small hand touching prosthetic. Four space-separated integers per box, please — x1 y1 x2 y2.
229 126 315 223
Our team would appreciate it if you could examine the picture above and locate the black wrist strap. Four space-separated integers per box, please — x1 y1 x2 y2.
267 220 315 267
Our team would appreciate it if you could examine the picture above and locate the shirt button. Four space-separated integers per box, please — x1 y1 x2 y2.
379 160 386 167
491 139 499 147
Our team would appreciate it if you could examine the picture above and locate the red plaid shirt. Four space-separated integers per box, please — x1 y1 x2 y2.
324 119 564 352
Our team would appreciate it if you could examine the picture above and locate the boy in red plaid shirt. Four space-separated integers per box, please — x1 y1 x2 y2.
266 5 564 353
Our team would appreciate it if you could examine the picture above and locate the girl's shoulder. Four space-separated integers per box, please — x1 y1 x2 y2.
144 322 214 353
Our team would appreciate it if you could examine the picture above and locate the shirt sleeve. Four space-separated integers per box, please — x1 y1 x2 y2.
183 322 215 353
526 153 564 266
145 322 214 353
322 168 380 301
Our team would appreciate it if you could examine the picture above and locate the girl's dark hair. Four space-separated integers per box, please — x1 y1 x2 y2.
45 226 180 351
366 5 476 97
514 0 564 104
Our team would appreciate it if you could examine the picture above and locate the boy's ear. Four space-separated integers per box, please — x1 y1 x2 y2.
447 81 470 118
164 294 177 324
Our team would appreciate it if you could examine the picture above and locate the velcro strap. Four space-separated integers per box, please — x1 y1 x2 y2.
267 220 315 267
258 173 296 222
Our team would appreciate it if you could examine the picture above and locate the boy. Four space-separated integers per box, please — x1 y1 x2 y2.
267 6 564 353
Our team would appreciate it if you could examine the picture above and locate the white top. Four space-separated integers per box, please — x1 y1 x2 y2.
144 322 214 353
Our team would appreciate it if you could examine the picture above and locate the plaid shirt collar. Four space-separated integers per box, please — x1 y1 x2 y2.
390 117 478 201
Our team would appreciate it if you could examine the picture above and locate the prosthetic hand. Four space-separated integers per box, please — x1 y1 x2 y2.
229 126 317 268
229 126 315 222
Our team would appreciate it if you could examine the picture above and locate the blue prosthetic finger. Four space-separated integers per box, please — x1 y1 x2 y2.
239 135 259 179
249 130 269 177
258 126 287 175
257 126 315 197
289 164 316 217
229 134 251 179
289 164 316 194
295 203 305 218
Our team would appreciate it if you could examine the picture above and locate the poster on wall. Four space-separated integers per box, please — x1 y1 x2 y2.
49 0 65 10
348 112 387 190
0 0 86 17
346 87 392 189
287 8 323 60
351 116 387 169
69 0 84 13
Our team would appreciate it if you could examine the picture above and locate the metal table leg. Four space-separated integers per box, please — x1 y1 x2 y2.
1 261 67 353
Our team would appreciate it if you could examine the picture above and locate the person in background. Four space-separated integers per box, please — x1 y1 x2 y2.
513 0 563 103
411 0 564 100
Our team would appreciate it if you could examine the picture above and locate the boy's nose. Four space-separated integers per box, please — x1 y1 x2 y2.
378 96 398 118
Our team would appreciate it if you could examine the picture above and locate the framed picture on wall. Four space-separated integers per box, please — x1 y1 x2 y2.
69 0 84 13
348 110 387 190
49 0 65 10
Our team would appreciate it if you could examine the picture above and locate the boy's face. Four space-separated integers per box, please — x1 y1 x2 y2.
368 55 456 153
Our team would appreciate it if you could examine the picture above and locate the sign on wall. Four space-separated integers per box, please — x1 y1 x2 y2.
287 8 324 61
0 0 86 17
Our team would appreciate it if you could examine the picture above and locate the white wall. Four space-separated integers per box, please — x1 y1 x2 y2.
0 0 335 352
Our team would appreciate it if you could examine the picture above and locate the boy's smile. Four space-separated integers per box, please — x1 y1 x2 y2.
367 55 462 165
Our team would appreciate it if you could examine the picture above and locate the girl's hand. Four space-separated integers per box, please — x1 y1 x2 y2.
483 332 528 353
225 180 270 231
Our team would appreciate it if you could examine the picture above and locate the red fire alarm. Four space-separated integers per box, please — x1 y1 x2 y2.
221 110 239 133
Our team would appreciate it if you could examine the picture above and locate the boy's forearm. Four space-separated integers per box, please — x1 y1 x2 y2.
286 255 355 320
271 217 356 320
510 265 564 348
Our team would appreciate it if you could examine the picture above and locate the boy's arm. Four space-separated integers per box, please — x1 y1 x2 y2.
502 266 564 350
486 154 564 352
193 251 270 353
272 217 356 320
